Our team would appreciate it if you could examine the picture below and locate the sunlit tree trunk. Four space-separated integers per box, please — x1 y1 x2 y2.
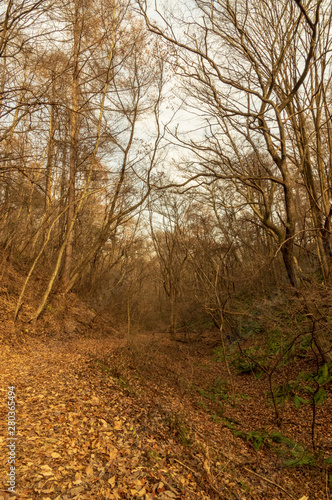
61 1 80 289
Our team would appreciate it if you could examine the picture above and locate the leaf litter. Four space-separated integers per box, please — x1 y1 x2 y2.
0 337 217 500
0 333 329 500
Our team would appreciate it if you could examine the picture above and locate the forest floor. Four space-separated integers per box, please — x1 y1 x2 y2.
0 326 331 500
0 257 331 499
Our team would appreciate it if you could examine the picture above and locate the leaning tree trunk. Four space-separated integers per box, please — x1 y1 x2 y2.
281 239 300 289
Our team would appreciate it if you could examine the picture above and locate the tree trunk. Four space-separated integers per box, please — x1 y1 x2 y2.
314 331 332 364
45 76 56 213
61 2 80 290
281 241 300 288
169 284 177 340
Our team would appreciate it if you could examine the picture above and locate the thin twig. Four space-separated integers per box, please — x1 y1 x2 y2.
243 467 296 500
215 459 231 478
158 474 179 494
173 458 197 475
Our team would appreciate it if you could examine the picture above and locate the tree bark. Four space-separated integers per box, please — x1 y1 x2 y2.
61 1 80 290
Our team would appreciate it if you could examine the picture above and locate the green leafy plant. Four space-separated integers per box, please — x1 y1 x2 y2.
283 445 316 467
147 449 161 462
219 417 243 437
265 328 296 365
217 421 316 467
210 377 229 398
292 394 310 408
238 320 263 337
266 328 283 354
301 363 331 383
268 431 293 446
197 378 229 401
197 387 213 400
270 364 331 410
197 401 208 410
231 347 261 374
297 334 312 357
94 359 111 373
117 376 134 393
269 380 299 406
165 413 193 446
245 429 268 450
214 345 235 363
130 426 138 438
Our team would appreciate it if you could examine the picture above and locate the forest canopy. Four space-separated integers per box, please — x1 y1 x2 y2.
0 0 332 360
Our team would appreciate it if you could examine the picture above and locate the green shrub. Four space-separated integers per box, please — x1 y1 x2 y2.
197 378 229 401
231 347 260 374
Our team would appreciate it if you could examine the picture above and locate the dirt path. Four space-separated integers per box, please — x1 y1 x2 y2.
1 335 329 500
0 337 214 500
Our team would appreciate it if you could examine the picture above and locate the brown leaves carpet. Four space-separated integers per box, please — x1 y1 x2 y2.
0 334 330 500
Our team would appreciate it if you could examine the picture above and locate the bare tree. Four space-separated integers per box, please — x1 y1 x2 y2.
149 193 189 339
140 0 332 287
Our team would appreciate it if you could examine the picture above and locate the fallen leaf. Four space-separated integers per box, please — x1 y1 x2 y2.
42 488 55 494
108 475 116 488
86 465 94 477
157 482 165 493
40 465 53 471
70 486 84 496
